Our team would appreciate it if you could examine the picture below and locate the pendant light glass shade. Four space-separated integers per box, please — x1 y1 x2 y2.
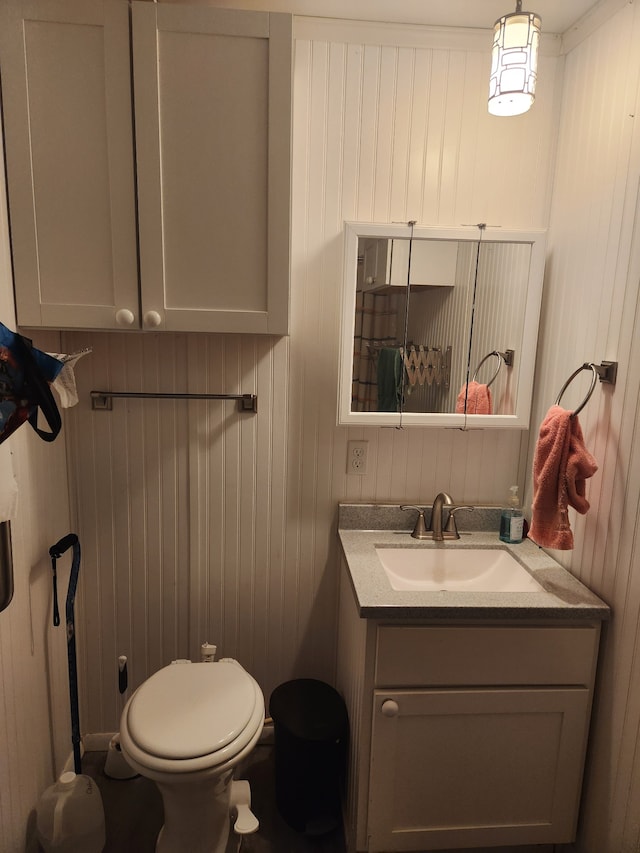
488 1 541 117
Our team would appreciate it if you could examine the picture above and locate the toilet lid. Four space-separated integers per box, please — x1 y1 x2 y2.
126 662 259 760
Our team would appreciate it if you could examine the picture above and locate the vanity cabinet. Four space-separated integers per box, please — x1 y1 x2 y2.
0 0 292 334
337 566 601 852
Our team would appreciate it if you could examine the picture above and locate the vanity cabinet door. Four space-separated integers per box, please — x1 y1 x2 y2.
132 3 292 334
368 687 590 852
0 0 139 330
359 238 457 293
387 239 457 288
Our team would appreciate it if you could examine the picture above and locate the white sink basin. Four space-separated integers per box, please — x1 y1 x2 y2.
375 547 542 592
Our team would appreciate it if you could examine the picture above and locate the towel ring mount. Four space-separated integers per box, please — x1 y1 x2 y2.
472 349 514 388
554 361 618 417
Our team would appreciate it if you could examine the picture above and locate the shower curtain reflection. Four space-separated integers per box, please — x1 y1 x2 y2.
351 290 406 412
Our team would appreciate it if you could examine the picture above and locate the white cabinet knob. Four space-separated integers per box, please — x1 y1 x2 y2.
365 276 376 285
381 699 399 717
115 308 135 327
143 310 162 328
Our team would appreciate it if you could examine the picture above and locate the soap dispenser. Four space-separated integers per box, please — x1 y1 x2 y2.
499 485 524 544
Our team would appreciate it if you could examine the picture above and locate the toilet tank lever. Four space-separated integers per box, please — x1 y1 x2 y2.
230 780 259 835
234 803 259 835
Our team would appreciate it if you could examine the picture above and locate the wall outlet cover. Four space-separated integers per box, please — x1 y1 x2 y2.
347 440 368 475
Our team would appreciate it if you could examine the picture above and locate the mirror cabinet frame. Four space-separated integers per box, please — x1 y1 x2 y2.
338 222 547 429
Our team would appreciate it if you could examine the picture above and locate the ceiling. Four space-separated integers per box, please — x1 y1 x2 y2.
412 0 603 34
253 0 608 36
204 1 609 37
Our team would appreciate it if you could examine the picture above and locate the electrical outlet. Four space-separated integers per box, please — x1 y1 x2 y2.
347 440 368 475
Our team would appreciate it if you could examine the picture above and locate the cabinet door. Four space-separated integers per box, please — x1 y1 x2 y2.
132 3 292 333
389 239 457 287
0 0 139 330
359 238 390 292
368 688 590 851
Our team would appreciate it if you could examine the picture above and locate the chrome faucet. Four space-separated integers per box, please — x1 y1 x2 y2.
401 496 474 541
431 492 455 541
433 493 475 541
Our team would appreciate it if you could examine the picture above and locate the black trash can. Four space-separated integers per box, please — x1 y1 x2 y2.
269 678 349 835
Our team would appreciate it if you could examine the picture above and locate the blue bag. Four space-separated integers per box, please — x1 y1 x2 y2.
0 323 63 444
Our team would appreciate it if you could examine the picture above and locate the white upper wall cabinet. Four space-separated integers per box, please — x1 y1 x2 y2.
0 0 139 330
132 3 292 333
0 0 292 334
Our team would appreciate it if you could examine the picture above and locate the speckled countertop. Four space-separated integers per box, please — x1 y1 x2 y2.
338 504 610 621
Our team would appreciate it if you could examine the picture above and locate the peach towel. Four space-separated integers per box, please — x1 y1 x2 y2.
528 405 598 550
455 381 492 414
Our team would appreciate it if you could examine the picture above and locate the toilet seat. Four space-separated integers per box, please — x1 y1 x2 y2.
120 660 264 776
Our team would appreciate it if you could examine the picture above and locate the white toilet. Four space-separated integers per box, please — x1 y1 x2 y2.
119 657 264 853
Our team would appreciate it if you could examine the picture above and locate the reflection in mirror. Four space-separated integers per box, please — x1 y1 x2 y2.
352 235 477 414
466 241 532 415
352 237 410 412
339 223 547 429
404 240 476 414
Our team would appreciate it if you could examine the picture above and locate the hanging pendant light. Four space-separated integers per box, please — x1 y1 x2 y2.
488 0 541 117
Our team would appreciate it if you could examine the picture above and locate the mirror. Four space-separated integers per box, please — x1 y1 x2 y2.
338 222 546 428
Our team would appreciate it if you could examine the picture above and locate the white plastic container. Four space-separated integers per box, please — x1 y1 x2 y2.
36 771 105 852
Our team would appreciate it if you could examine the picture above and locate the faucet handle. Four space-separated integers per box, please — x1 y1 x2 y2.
399 505 429 539
444 505 475 538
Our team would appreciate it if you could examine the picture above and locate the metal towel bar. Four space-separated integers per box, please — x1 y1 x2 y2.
471 349 514 388
91 390 257 413
554 361 617 417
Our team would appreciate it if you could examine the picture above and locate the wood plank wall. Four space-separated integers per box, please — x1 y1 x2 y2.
59 20 561 736
405 241 475 413
3 9 640 853
0 435 73 853
57 21 558 731
0 135 72 850
527 5 640 852
0 410 73 850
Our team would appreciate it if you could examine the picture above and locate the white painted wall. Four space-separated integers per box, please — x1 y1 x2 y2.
2 5 640 853
0 125 73 851
58 18 563 737
529 4 640 851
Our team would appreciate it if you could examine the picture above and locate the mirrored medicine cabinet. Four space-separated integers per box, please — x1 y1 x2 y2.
338 222 547 429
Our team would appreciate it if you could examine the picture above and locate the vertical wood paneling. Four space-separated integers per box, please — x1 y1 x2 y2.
65 332 189 730
0 125 73 849
0 437 66 836
471 242 532 414
526 5 640 852
58 22 563 741
0 16 572 852
0 424 72 852
406 241 476 412
6 12 640 852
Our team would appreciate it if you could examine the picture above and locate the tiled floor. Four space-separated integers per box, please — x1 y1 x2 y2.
83 744 347 853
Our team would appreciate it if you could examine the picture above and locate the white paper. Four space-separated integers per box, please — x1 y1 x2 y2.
48 347 92 408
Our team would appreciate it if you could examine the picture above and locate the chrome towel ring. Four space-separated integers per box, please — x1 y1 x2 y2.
472 350 514 388
554 363 599 417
